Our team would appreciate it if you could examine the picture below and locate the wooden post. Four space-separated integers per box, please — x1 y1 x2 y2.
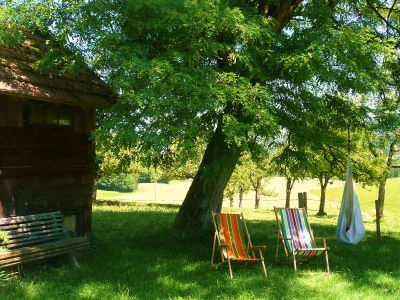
375 200 381 240
302 192 308 212
298 192 304 209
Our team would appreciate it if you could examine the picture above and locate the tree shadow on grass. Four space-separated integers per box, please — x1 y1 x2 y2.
1 203 399 299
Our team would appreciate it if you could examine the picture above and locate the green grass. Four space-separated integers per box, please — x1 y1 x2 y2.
1 200 400 299
96 190 130 200
313 178 400 216
310 177 400 234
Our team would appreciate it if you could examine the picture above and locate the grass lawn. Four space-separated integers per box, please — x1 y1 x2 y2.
311 177 400 234
315 178 400 216
1 198 400 299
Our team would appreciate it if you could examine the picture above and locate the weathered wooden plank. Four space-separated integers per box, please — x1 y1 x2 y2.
0 165 92 177
0 211 62 225
6 225 63 240
0 127 90 151
0 219 63 231
0 95 23 127
0 237 89 258
1 219 62 231
6 233 66 249
0 150 91 167
0 243 88 268
0 80 113 109
26 186 92 199
0 237 89 267
6 174 91 189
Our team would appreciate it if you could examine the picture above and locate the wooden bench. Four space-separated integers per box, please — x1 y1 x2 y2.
0 211 89 269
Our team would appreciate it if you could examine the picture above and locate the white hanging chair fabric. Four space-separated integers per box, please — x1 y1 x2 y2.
336 160 365 245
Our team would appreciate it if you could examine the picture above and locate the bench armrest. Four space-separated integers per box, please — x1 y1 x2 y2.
251 246 266 251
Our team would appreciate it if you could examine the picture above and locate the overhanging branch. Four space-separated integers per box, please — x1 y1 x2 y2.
366 0 400 36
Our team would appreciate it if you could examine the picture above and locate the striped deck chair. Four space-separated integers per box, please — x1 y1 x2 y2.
274 207 330 273
211 212 267 279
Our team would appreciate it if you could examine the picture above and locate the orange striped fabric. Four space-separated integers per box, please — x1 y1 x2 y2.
216 213 256 261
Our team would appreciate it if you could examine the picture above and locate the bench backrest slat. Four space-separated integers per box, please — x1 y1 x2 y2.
0 212 63 225
0 212 66 250
7 224 64 240
1 219 63 231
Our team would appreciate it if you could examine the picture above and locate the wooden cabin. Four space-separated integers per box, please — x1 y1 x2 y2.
0 31 115 237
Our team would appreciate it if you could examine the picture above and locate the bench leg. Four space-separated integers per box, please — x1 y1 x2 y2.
17 264 25 277
67 253 80 269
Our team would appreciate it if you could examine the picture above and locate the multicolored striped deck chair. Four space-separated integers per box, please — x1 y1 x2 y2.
274 207 330 273
211 212 267 279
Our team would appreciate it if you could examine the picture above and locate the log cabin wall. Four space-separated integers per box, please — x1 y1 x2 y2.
0 94 96 236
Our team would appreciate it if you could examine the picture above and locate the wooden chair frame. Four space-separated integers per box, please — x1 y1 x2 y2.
274 207 331 273
211 211 267 279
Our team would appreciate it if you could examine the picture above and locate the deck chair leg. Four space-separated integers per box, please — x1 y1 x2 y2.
260 251 268 278
259 251 268 278
227 259 233 279
292 251 297 272
275 232 280 262
211 233 217 267
289 239 297 271
261 259 268 278
325 250 330 274
323 239 330 274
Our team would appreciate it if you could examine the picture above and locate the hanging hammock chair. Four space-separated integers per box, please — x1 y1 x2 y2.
336 160 365 245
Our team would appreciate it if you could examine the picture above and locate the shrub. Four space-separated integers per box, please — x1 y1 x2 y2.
138 173 152 183
138 173 169 184
97 174 138 192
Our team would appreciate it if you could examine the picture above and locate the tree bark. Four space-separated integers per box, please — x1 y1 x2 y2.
378 140 397 216
254 177 262 209
285 177 295 208
318 174 330 215
173 123 241 233
377 178 386 216
172 0 303 233
239 188 244 208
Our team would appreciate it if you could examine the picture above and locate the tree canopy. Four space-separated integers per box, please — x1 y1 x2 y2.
1 0 399 232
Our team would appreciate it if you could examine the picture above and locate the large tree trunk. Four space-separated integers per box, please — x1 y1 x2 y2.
173 124 241 232
173 0 303 234
285 177 295 208
318 174 330 215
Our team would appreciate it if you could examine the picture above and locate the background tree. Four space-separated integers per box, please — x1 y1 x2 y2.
366 0 400 216
271 131 308 208
224 156 252 208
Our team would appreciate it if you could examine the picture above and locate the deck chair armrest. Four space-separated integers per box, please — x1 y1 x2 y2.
251 246 266 251
314 237 332 249
281 237 293 240
218 243 230 248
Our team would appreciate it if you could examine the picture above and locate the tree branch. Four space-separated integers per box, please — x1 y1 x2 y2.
366 0 400 36
387 0 398 20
